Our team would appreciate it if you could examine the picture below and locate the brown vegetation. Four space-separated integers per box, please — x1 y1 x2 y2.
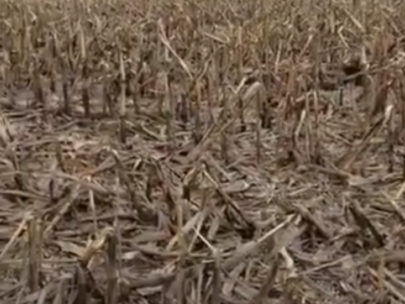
1 0 405 303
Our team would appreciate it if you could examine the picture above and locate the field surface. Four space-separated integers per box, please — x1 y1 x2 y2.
1 0 405 303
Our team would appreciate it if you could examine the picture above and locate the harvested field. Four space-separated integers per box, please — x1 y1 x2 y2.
1 0 405 303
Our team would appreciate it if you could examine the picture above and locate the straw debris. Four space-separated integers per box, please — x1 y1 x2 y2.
1 0 405 303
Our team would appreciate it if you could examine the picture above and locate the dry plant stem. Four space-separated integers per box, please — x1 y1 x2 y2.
176 93 189 127
285 64 298 120
301 255 352 276
125 65 133 101
175 196 187 253
310 90 321 163
400 75 405 180
0 113 13 146
186 85 256 162
118 51 127 144
49 37 57 94
110 150 151 220
61 60 71 116
368 267 405 302
211 253 221 304
158 19 193 80
213 186 253 232
53 278 67 304
348 200 385 247
105 229 119 304
137 50 148 98
304 97 315 164
371 72 391 119
236 24 243 85
7 148 26 191
72 265 88 304
206 73 214 125
354 74 373 125
161 279 171 304
194 264 204 304
103 82 115 117
383 268 405 294
193 86 202 142
153 161 177 216
173 262 186 304
220 88 229 163
185 57 212 140
127 271 176 289
387 104 395 173
339 115 385 171
55 141 67 173
187 211 210 253
193 227 222 304
238 95 246 131
32 57 46 112
145 166 154 202
80 228 109 268
0 214 30 263
44 183 81 236
78 20 90 118
27 217 43 293
255 89 262 164
81 63 91 118
381 191 405 224
166 208 207 251
86 176 98 233
182 161 202 201
250 254 280 304
48 175 57 205
165 72 176 151
294 204 332 240
222 215 296 271
132 66 141 115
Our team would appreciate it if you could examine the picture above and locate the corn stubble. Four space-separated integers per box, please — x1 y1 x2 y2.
2 0 405 303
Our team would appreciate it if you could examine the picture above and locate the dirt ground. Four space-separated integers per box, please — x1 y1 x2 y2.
1 0 405 303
